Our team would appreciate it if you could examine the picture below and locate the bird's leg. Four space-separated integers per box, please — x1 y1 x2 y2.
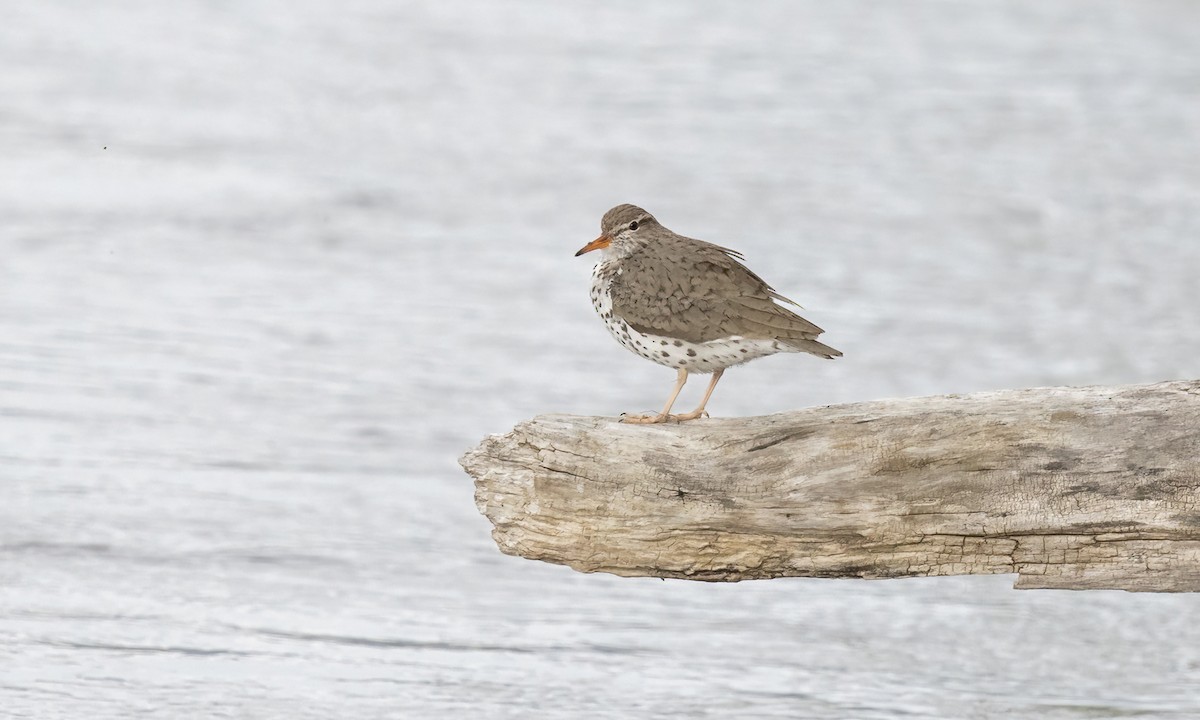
670 369 723 422
622 368 688 424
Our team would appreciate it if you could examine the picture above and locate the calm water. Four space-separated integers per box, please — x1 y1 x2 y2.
3 2 1200 718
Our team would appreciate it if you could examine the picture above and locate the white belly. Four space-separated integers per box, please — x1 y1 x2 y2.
589 264 782 373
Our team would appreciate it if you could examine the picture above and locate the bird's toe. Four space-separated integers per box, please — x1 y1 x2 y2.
621 412 670 425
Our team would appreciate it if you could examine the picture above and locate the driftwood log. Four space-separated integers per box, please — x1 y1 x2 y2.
460 380 1200 592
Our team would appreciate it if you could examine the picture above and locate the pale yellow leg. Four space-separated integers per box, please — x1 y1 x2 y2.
622 368 688 424
670 369 724 422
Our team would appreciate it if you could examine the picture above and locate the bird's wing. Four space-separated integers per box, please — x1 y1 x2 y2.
609 238 835 351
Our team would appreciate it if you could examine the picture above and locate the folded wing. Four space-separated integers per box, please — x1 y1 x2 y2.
608 237 842 359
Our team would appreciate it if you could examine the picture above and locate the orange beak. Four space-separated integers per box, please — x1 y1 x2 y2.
574 235 612 256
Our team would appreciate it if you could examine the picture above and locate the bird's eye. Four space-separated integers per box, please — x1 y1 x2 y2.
629 221 639 231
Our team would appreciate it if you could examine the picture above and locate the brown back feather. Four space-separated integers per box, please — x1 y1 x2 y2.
608 233 838 354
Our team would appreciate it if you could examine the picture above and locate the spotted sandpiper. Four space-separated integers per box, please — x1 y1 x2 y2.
575 204 841 424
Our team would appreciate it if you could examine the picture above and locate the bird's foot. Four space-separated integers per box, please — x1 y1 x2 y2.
620 412 671 424
620 410 710 424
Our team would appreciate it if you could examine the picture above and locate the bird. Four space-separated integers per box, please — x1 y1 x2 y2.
575 204 841 424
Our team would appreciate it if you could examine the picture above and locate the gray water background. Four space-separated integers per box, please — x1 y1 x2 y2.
2 1 1200 718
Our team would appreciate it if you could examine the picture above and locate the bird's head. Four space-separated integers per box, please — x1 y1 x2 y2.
575 204 659 258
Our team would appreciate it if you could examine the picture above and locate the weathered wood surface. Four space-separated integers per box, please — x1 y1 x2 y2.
460 380 1200 591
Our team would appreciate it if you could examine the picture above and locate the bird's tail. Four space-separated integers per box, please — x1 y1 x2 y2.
781 338 842 359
